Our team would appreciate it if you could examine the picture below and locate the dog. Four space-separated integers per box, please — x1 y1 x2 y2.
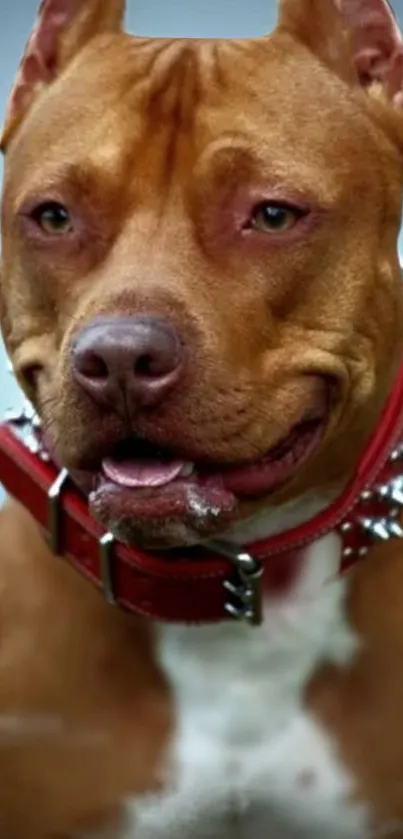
2 0 403 836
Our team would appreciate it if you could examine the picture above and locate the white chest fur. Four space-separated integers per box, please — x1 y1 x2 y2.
125 529 371 839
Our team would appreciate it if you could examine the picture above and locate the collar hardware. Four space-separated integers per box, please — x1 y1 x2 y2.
376 476 403 506
360 515 403 542
99 532 117 605
48 468 69 554
208 541 264 627
3 358 403 626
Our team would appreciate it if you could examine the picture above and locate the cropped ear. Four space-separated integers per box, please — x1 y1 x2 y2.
338 0 403 101
278 0 403 103
277 0 354 83
0 0 126 151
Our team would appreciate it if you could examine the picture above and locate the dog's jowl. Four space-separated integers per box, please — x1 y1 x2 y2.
2 0 403 837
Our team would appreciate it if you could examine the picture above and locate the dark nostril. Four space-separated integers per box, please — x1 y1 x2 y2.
135 353 155 377
76 352 109 380
134 348 182 378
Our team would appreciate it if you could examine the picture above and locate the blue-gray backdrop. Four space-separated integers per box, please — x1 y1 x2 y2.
1 0 403 499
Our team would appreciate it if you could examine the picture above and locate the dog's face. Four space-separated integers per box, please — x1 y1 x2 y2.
1 0 403 548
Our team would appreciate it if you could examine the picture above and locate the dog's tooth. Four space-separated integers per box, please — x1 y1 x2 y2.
180 463 195 477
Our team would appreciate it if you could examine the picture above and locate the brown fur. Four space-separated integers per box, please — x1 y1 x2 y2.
307 533 403 836
2 0 403 835
0 500 172 837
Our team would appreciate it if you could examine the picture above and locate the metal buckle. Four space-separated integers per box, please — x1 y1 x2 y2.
99 532 116 605
3 401 117 606
48 471 116 604
47 470 116 604
47 468 70 554
208 540 263 627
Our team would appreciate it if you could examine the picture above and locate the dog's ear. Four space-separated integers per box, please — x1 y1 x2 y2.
277 0 354 81
0 0 125 151
339 0 403 103
278 0 403 104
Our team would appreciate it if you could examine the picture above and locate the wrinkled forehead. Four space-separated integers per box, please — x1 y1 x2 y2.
3 30 385 202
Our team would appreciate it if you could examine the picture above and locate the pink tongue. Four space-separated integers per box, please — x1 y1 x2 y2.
102 457 186 488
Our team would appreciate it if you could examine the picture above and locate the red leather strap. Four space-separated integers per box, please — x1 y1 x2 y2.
0 360 403 623
0 425 232 622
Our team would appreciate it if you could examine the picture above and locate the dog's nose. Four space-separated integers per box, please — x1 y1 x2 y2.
72 316 184 410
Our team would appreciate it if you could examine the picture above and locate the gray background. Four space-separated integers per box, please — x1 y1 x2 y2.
0 0 403 497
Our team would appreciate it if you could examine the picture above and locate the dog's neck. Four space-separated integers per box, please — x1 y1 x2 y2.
1 334 403 627
224 490 338 547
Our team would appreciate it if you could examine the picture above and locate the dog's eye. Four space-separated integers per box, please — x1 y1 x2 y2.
31 202 72 236
249 202 304 233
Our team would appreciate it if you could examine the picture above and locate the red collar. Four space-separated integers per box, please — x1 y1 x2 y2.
1 369 403 626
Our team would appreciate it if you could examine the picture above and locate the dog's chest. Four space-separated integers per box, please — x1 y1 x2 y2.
127 533 369 839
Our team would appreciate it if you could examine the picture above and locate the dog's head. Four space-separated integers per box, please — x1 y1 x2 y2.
1 0 403 549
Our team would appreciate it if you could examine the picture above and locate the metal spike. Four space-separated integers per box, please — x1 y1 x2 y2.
389 444 403 463
360 517 391 542
387 520 403 539
388 485 403 506
340 521 353 534
3 400 36 426
25 436 41 455
377 477 403 508
22 401 35 420
3 405 29 424
31 413 42 430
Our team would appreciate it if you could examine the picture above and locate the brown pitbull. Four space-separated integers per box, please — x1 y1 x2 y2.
2 0 403 836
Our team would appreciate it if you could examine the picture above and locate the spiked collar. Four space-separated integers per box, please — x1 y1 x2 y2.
1 370 403 627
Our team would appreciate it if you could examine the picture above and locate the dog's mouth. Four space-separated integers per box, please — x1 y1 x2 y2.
101 417 323 495
85 414 326 547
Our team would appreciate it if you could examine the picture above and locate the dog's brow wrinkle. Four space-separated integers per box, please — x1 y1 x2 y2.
126 38 249 120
